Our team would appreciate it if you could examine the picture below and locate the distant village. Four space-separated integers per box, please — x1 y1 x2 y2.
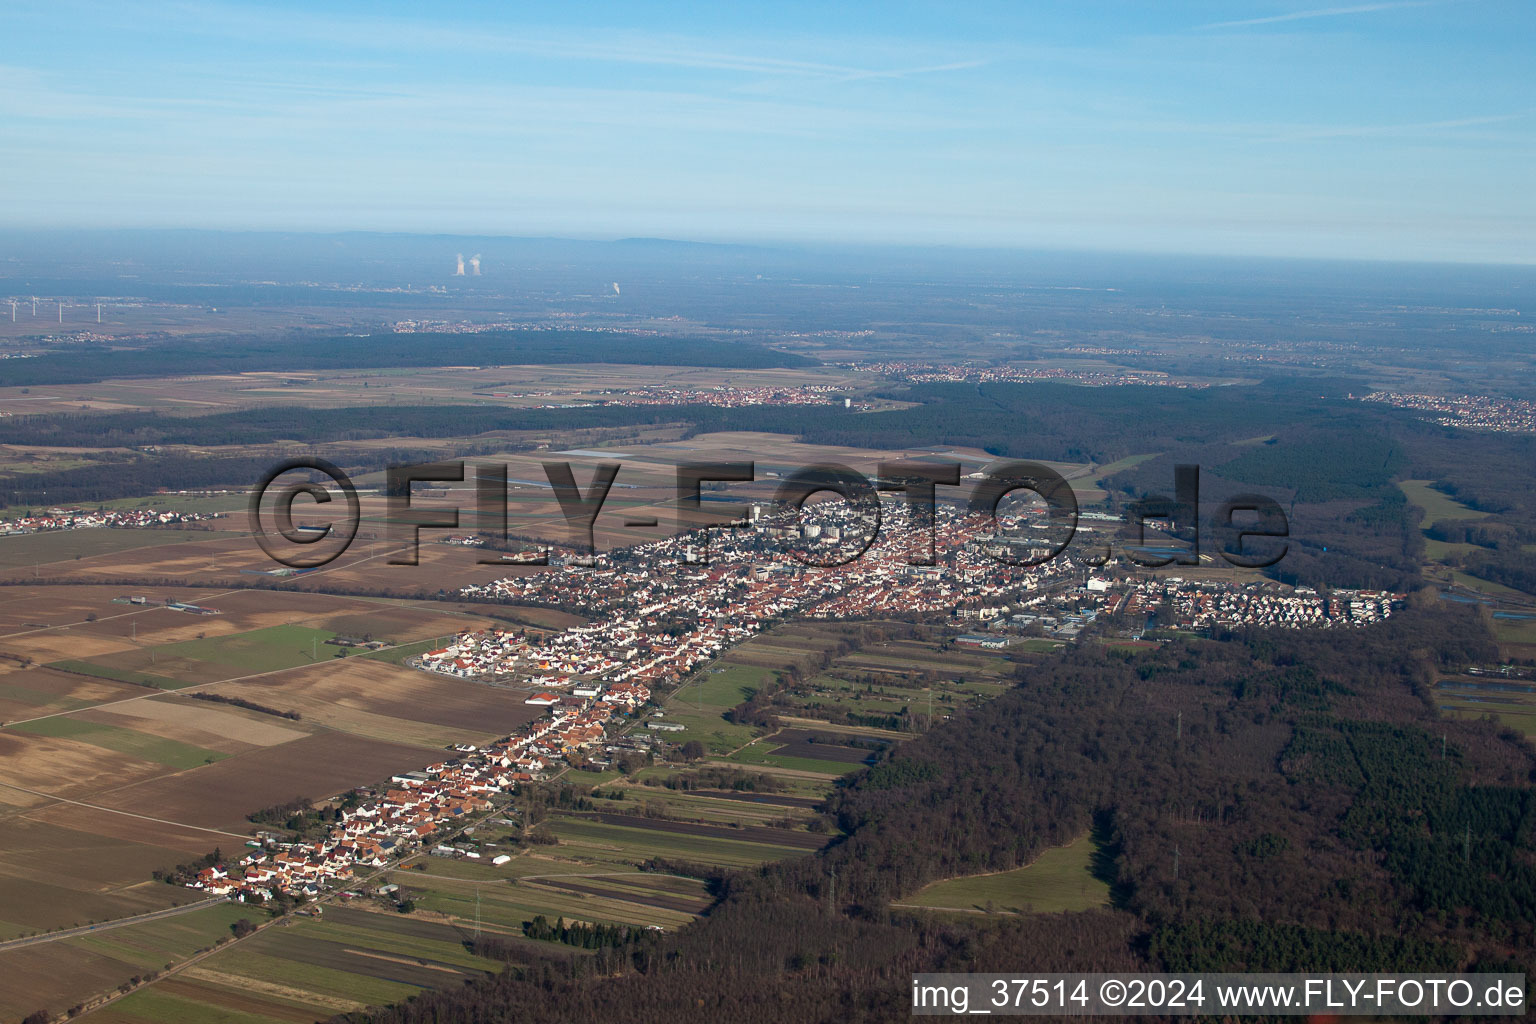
1362 390 1536 434
468 382 851 409
0 506 223 535
593 383 850 408
849 360 1207 388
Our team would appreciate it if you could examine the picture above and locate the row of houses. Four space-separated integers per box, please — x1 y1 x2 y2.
185 675 652 903
1118 577 1400 630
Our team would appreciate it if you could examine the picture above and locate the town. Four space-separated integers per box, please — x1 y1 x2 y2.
179 498 1399 907
450 497 1400 686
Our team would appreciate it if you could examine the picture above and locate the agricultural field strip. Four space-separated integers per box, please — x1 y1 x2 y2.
517 869 702 886
608 790 815 824
389 870 697 930
0 779 253 839
0 896 232 951
567 809 825 849
0 530 424 653
7 715 229 769
0 625 457 728
284 916 503 973
548 817 808 865
401 868 705 919
0 584 257 644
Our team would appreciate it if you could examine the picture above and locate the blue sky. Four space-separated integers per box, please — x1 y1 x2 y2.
1 1 1531 262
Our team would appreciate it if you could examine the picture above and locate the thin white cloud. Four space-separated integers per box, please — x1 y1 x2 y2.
154 1 983 84
831 59 990 83
1196 1 1439 30
1261 110 1531 141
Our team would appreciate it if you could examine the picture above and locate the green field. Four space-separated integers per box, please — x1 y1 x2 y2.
1423 537 1482 562
649 707 760 753
680 663 776 707
49 659 187 690
901 834 1111 915
205 946 422 1008
0 455 99 475
57 624 342 688
1400 479 1488 530
0 680 101 710
1013 638 1067 653
599 788 813 827
64 903 256 969
391 863 703 930
296 916 503 971
154 625 339 673
6 716 228 769
738 626 1016 735
96 494 248 515
547 815 810 870
630 766 832 801
723 741 862 777
1437 672 1536 739
1492 615 1536 646
93 904 518 1024
1441 704 1536 739
102 906 511 1022
88 986 289 1024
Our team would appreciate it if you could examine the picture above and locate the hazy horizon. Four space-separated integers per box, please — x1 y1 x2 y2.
4 225 1536 273
3 1 1531 265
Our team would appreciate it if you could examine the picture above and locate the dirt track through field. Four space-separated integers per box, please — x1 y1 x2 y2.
0 779 251 839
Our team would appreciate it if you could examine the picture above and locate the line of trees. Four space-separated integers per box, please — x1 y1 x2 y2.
188 691 301 720
523 914 639 949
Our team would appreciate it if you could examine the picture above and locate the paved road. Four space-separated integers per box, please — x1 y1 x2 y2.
0 896 231 951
